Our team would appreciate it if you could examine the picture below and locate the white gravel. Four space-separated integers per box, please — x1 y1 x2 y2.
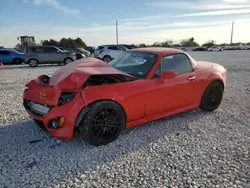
0 51 249 188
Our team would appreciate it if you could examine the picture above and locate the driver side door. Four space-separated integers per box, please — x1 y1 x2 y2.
145 53 197 117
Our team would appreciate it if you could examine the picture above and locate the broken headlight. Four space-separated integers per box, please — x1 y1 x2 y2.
58 92 77 105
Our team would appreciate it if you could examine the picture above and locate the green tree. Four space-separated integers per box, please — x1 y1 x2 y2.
151 42 162 47
74 38 87 48
202 40 216 47
180 37 199 47
137 43 147 48
41 39 59 46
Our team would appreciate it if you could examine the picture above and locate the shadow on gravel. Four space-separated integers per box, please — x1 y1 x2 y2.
0 109 211 187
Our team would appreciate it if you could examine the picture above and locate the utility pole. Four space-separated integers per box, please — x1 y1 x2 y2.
116 20 119 45
230 21 234 44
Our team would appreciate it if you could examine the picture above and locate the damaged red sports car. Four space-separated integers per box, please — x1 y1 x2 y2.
23 48 227 146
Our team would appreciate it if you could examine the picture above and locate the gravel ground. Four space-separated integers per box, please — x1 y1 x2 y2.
0 51 249 188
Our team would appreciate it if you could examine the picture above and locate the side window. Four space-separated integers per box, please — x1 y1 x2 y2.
32 47 44 53
97 46 104 50
117 46 127 51
161 54 193 75
0 50 10 55
108 46 119 50
152 65 161 79
44 47 58 53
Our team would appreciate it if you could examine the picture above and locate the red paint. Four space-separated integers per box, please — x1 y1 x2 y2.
23 48 227 140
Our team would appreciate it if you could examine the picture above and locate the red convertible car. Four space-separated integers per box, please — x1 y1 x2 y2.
23 48 227 146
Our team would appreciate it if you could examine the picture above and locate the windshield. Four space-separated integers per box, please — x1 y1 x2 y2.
109 51 158 79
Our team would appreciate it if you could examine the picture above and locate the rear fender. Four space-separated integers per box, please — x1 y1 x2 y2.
207 73 225 88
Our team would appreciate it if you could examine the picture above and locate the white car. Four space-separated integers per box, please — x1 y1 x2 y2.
207 46 223 52
94 45 127 62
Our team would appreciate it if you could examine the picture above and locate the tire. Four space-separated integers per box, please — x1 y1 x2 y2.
28 59 38 67
33 119 46 131
63 58 73 65
102 55 112 63
12 58 23 64
200 81 224 111
78 100 126 146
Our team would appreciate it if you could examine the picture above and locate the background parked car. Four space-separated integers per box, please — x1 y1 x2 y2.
94 45 127 62
75 48 91 57
207 46 223 52
192 47 207 51
120 44 137 49
58 47 85 60
178 47 190 51
0 49 24 64
24 46 76 67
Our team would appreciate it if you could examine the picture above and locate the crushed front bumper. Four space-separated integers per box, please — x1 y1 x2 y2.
23 92 85 140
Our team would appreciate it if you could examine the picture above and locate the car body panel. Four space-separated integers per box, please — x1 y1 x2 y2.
24 46 76 64
23 47 227 140
49 57 133 90
94 45 127 60
0 49 24 64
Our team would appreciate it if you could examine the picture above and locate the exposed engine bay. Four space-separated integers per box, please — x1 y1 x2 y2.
84 75 137 87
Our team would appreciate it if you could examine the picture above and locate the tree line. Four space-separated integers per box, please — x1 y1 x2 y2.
14 36 250 52
41 38 87 49
136 37 250 48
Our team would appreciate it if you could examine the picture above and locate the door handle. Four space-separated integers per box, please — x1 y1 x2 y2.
187 76 196 81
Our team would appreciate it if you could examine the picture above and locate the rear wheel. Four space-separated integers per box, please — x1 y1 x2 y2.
12 58 23 64
200 81 224 111
79 101 125 146
103 55 112 63
28 59 38 67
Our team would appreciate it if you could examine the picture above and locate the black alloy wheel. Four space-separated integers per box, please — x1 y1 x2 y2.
200 81 224 111
79 100 125 146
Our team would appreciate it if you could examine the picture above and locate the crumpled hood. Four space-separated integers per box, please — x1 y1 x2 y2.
49 57 130 90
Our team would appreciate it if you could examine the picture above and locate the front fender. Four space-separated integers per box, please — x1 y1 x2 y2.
80 87 145 122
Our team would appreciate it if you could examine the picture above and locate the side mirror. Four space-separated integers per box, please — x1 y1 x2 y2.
57 50 61 53
161 70 176 79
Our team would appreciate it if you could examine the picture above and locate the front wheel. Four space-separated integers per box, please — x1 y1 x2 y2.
28 59 38 67
63 58 73 65
79 101 126 146
200 81 224 111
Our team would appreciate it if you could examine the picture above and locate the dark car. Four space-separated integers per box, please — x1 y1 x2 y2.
193 47 207 51
57 47 85 60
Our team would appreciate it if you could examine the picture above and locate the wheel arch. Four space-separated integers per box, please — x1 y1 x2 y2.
74 99 127 128
207 73 225 89
64 57 73 62
28 57 39 62
102 55 112 60
12 57 23 63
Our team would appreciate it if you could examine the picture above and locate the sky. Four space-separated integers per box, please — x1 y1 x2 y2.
1 0 250 47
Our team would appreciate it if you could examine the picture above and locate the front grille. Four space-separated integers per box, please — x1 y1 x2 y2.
23 100 51 118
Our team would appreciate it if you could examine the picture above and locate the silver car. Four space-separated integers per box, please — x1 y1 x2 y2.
24 46 76 67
